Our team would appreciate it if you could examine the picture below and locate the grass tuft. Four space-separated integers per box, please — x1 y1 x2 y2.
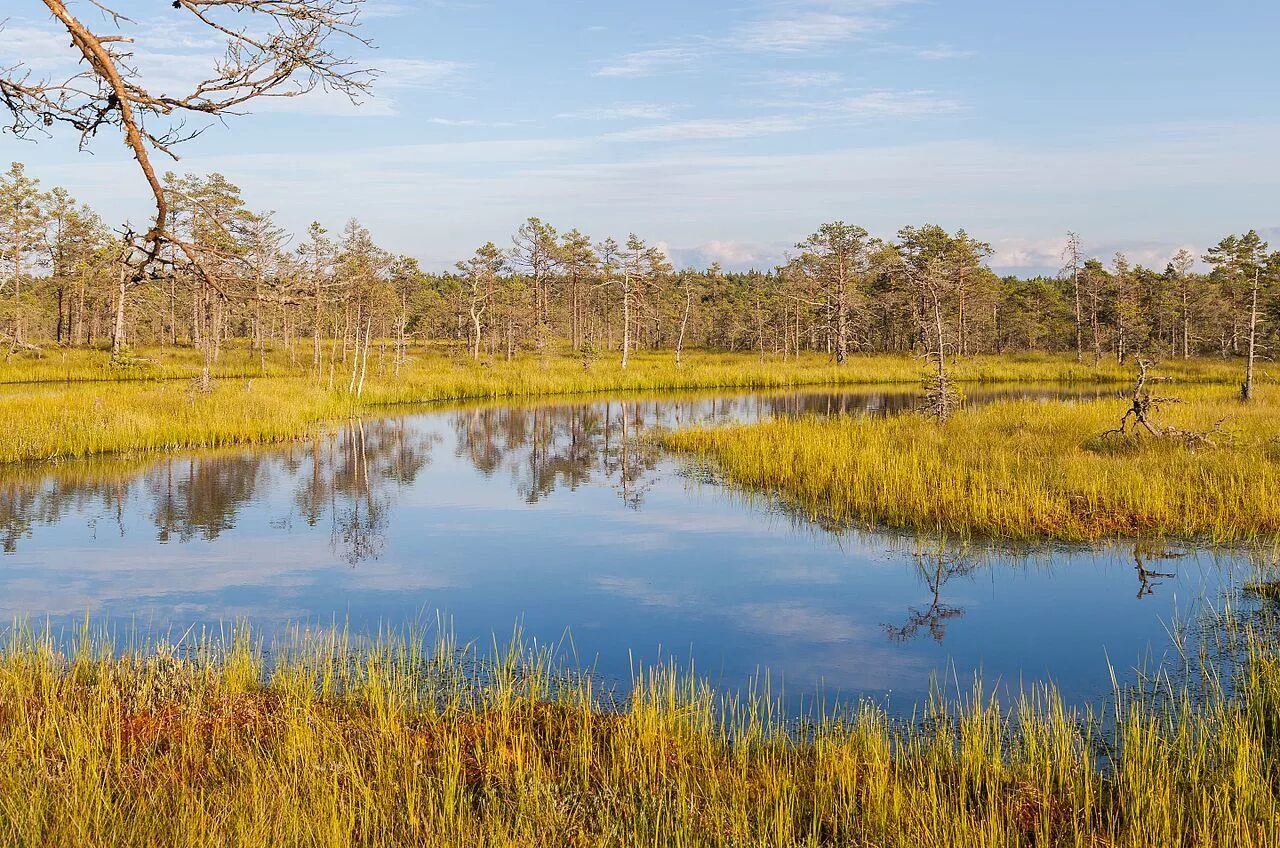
0 622 1276 846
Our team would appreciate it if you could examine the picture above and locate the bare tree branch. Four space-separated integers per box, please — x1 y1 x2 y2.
1 0 374 285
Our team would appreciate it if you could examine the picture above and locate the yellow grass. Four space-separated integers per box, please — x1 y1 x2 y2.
0 346 1253 464
662 385 1280 542
0 621 1275 847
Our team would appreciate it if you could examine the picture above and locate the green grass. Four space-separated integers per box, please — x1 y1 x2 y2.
0 621 1276 847
662 385 1280 543
0 345 1256 465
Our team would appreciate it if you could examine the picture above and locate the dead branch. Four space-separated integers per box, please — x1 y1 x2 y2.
1099 358 1227 448
1 1 373 288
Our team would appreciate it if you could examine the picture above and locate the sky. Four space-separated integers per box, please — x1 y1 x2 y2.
2 0 1278 274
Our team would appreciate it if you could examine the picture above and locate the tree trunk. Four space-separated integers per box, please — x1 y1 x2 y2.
111 259 127 360
356 312 372 398
1181 290 1190 359
675 284 691 367
834 269 848 365
1073 269 1083 363
620 273 631 370
1243 268 1259 401
348 305 362 394
12 217 23 346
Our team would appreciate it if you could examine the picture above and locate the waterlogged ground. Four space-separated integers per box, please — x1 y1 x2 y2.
0 386 1245 708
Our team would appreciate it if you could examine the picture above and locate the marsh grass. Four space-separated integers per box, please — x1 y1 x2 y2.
1245 581 1280 602
662 385 1280 542
0 620 1276 847
0 348 1257 464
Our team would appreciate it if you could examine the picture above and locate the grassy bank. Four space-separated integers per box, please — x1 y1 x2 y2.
663 385 1280 543
0 624 1274 847
0 346 1254 464
0 344 1252 387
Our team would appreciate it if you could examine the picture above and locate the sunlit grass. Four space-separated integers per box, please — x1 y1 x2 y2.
0 345 1254 464
663 385 1280 542
0 380 355 463
0 621 1275 847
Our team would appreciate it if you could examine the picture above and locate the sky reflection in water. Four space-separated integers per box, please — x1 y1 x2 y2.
0 387 1241 709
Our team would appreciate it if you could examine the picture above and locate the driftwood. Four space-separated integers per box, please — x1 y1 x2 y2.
1100 359 1225 448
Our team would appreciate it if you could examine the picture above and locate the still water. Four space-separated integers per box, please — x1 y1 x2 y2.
0 387 1242 709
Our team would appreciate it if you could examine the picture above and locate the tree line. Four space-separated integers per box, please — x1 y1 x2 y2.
2 162 1277 391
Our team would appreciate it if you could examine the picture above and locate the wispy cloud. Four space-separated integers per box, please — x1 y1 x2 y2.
753 70 846 88
913 46 976 61
604 116 801 142
836 89 964 117
595 0 924 77
596 46 704 78
596 89 956 144
0 21 81 72
557 103 680 121
428 117 526 128
376 58 467 89
731 11 890 53
359 2 417 19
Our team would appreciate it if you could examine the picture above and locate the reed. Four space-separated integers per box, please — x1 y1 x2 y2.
662 385 1280 542
0 620 1275 847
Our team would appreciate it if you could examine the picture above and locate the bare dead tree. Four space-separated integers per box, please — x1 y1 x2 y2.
895 252 959 422
1062 231 1085 363
1 1 373 291
1101 358 1226 448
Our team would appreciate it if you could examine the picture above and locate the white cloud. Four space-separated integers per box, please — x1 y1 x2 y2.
836 89 965 117
604 117 802 142
557 103 679 121
0 21 78 72
376 58 466 89
988 237 1073 271
914 46 976 61
669 240 784 270
27 118 1280 277
989 237 1207 272
754 70 846 88
732 11 888 53
595 0 923 77
360 2 418 19
428 117 528 128
596 46 703 78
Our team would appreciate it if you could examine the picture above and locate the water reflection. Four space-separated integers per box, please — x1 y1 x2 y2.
1133 542 1182 600
7 387 1003 557
0 385 1239 708
452 401 663 508
883 551 977 643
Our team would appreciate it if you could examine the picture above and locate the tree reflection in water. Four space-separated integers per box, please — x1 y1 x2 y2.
297 419 435 564
1133 541 1182 599
883 550 978 643
0 388 1113 566
450 399 666 509
0 418 435 565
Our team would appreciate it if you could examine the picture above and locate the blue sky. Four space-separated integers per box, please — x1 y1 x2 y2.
3 0 1278 273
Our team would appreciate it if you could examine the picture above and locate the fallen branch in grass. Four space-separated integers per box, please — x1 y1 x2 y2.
1101 358 1227 448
